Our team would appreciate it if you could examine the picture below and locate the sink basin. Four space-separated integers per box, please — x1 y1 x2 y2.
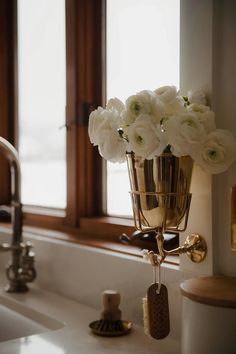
0 294 64 343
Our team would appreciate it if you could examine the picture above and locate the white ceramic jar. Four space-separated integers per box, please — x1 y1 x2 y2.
180 276 236 354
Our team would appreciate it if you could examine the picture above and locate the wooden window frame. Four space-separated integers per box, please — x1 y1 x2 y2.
0 0 179 264
0 0 136 248
0 0 17 205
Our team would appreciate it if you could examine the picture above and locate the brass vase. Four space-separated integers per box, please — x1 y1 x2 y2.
126 152 207 263
126 152 193 233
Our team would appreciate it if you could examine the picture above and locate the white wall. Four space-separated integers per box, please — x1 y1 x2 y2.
212 0 236 275
180 0 213 275
180 0 236 276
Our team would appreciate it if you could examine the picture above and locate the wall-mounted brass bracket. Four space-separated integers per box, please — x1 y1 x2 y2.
156 231 207 263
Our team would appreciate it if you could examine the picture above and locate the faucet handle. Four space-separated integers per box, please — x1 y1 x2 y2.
21 242 36 283
23 241 35 260
26 241 32 250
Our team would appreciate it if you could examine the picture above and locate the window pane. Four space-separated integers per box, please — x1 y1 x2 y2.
106 0 180 216
17 0 66 208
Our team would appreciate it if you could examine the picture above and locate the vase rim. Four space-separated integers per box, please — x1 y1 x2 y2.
126 152 192 159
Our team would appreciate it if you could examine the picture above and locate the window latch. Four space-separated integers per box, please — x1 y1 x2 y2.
77 102 97 127
60 102 97 130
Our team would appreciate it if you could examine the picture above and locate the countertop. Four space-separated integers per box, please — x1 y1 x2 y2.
0 282 180 354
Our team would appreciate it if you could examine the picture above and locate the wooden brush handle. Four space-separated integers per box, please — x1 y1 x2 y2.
101 290 122 321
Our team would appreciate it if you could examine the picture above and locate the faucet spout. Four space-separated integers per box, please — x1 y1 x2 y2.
0 137 36 292
0 137 22 245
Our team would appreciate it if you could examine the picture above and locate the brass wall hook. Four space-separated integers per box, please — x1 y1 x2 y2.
155 232 207 263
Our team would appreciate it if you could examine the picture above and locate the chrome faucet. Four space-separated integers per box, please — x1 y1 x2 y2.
0 136 36 292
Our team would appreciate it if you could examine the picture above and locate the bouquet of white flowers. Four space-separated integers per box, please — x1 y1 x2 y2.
88 86 236 174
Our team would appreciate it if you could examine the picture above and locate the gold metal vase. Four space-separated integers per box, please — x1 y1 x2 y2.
126 152 207 263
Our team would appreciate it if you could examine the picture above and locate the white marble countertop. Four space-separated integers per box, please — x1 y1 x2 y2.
0 283 180 354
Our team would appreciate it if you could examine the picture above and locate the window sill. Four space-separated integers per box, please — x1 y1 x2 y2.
0 221 179 266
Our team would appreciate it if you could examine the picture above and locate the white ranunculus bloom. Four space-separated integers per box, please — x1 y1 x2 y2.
165 97 186 116
154 85 178 103
188 103 216 133
124 90 165 125
106 97 125 113
178 112 207 143
98 128 128 163
88 104 123 145
191 129 236 174
97 116 128 163
127 114 167 159
88 105 128 162
163 116 188 156
187 89 207 105
188 103 209 114
164 113 206 157
88 86 236 174
154 85 185 116
88 107 107 146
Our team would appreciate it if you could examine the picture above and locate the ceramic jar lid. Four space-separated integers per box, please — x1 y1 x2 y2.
180 276 236 308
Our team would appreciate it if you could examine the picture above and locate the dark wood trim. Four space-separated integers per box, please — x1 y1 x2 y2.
77 0 104 218
65 0 79 226
65 0 104 227
79 216 135 238
22 211 135 240
13 0 18 149
23 212 65 231
0 0 16 205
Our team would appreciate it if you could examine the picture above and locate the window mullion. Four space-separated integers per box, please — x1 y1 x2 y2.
66 0 104 228
65 0 79 227
0 0 16 207
83 0 105 218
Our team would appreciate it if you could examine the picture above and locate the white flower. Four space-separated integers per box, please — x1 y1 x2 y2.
191 129 236 174
178 112 207 143
165 97 186 116
155 85 185 116
88 107 107 146
188 89 207 105
88 105 127 163
124 90 165 125
127 114 167 159
88 86 236 174
164 112 206 157
154 85 178 103
88 103 123 146
188 103 216 133
188 103 209 114
98 126 128 163
106 97 125 113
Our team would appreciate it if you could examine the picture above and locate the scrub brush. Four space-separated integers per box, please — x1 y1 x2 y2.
89 290 132 336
